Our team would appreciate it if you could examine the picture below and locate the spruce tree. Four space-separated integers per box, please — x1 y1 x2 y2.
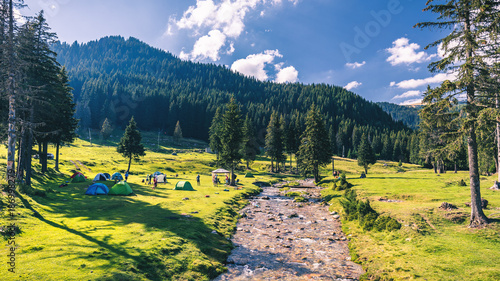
357 133 376 174
117 116 146 174
415 0 500 226
209 107 223 162
101 118 113 140
173 120 183 144
219 97 243 186
241 114 258 169
297 104 332 182
265 111 285 172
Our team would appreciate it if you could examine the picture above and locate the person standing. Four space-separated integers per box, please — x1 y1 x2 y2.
125 171 129 181
196 174 200 186
153 176 157 190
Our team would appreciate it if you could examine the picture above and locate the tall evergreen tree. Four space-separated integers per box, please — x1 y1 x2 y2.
241 114 258 169
209 107 223 162
357 133 376 174
265 111 285 172
101 117 112 140
297 104 332 182
173 120 183 144
219 97 243 186
117 116 146 174
415 0 500 226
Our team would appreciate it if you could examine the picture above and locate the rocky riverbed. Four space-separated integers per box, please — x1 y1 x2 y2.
214 180 364 280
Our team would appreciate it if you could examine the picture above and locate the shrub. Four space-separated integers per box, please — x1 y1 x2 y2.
285 191 301 197
386 217 402 231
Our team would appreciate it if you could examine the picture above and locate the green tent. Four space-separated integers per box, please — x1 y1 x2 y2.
174 181 194 191
109 181 133 195
244 172 254 178
72 174 86 183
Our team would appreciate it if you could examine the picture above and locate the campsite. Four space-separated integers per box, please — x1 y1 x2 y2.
1 133 500 280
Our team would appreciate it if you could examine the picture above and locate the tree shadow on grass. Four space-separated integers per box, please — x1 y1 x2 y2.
20 183 243 280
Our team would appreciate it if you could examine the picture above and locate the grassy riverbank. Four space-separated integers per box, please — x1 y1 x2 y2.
322 158 500 281
0 136 263 280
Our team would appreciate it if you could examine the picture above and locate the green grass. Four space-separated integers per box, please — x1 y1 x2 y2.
322 158 500 281
1 139 499 280
0 137 264 280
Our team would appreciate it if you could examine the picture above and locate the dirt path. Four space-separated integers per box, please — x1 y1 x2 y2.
214 180 364 280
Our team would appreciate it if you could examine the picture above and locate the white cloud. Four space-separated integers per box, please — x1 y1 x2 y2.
390 72 457 89
399 98 423 106
345 61 366 69
169 0 299 61
344 81 362 91
231 50 282 80
386 37 436 66
275 65 298 83
188 30 227 61
393 90 421 100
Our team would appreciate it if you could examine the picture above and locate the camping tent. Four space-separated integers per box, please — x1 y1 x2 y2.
111 172 124 181
93 173 108 181
108 181 133 195
156 174 167 183
71 172 84 178
85 183 109 195
72 174 86 183
174 181 194 191
103 173 111 180
244 172 254 178
153 171 162 176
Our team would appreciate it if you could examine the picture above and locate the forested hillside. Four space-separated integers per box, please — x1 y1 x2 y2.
52 36 411 159
376 102 420 130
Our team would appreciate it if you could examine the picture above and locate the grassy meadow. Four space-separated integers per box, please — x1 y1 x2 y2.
322 158 500 281
0 132 499 280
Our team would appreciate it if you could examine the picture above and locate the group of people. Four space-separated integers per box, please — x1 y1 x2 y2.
211 173 237 186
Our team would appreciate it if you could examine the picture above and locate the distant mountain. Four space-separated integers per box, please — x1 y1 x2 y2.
376 102 420 130
52 36 409 155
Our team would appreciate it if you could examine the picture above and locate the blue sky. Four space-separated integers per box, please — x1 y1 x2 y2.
21 0 452 104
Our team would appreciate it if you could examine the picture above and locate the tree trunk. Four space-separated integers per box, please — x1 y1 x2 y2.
6 0 16 188
41 141 48 173
332 157 335 176
55 143 60 172
454 162 457 174
290 153 293 173
464 11 488 227
497 95 500 182
230 166 235 186
127 156 132 174
271 159 274 173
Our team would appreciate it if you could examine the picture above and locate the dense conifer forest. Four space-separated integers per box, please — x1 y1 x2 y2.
52 36 415 161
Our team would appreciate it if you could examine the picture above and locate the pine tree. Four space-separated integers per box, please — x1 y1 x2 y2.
357 133 376 174
101 118 113 140
265 111 285 172
297 104 332 182
117 116 146 174
209 107 223 162
415 0 500 226
173 120 183 144
241 114 258 169
219 97 243 186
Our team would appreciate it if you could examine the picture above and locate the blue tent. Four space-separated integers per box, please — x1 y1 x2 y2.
85 183 109 195
153 171 162 176
111 172 124 181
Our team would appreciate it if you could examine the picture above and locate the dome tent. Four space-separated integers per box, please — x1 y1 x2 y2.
72 173 86 183
174 181 194 191
109 181 133 195
85 183 109 195
70 172 85 178
103 173 111 180
93 173 108 181
111 172 124 181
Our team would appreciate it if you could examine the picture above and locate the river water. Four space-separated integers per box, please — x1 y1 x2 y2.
214 181 364 280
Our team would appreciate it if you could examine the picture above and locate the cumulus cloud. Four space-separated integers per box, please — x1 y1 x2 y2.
399 99 423 106
344 81 362 91
345 61 366 69
168 0 298 61
275 65 299 83
393 90 421 100
390 72 457 89
231 50 283 80
386 37 436 66
182 29 227 61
